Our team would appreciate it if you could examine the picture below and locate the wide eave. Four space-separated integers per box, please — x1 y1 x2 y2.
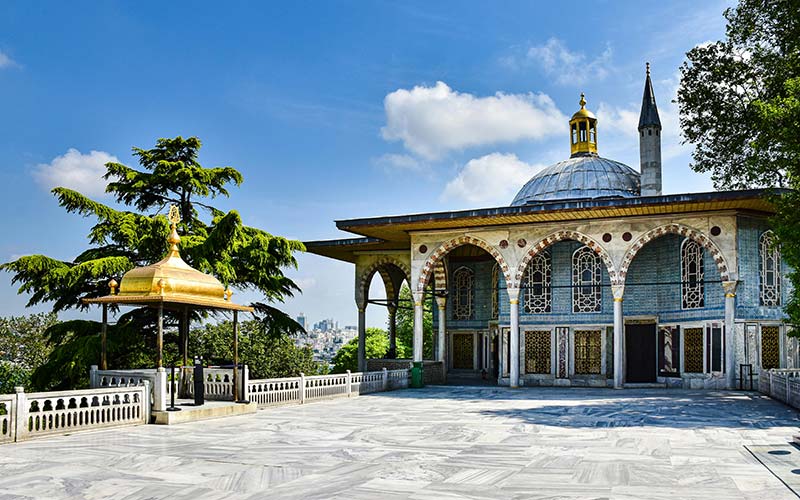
305 189 782 262
82 294 254 312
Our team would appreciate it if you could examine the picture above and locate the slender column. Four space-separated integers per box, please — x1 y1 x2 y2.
387 304 397 359
357 305 366 372
156 303 164 369
508 287 520 388
233 310 241 402
100 303 108 370
723 280 738 389
612 285 625 389
181 307 189 368
413 291 424 362
435 297 446 363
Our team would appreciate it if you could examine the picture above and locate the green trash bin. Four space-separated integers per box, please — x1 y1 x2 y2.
411 361 424 388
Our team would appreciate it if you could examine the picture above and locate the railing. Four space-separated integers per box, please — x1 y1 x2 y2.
1 385 148 443
0 394 15 444
247 368 410 408
759 369 800 409
185 366 247 401
91 366 167 411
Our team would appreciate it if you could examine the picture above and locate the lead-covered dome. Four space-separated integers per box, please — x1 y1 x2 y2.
511 155 640 205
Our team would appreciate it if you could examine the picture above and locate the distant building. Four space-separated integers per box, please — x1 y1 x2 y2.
296 313 307 330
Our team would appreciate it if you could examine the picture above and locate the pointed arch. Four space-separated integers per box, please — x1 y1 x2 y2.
618 223 730 283
417 236 510 292
514 230 617 288
357 256 411 301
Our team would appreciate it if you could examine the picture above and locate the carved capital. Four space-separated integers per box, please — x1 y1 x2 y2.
611 284 625 301
435 296 447 310
722 280 738 298
506 287 520 302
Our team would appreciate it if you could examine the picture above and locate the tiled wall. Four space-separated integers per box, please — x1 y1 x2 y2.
736 215 790 320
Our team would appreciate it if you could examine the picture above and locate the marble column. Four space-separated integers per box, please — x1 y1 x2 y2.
413 291 424 362
508 287 520 388
357 304 366 372
612 284 624 389
435 297 446 363
723 280 738 389
387 304 397 359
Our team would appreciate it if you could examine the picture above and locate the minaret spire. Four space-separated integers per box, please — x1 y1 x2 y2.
639 62 662 196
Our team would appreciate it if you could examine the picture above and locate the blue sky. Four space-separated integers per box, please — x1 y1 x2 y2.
0 1 733 328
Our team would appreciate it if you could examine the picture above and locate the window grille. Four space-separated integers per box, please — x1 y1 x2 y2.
524 330 551 374
684 327 704 373
572 246 601 313
574 330 602 374
761 325 780 370
681 239 704 309
491 264 499 319
452 333 474 369
452 266 474 320
523 251 552 314
760 231 781 306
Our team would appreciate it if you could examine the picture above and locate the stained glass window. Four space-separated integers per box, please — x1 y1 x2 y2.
574 330 602 374
761 325 780 370
524 330 551 374
452 267 474 320
760 231 781 307
681 239 705 309
523 250 552 314
572 246 601 313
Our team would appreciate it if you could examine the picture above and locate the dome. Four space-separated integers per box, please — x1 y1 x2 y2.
511 155 641 205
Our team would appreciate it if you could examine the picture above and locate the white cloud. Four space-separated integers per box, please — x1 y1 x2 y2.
381 81 566 160
442 153 545 205
33 148 118 196
373 153 424 173
0 50 16 69
516 38 613 86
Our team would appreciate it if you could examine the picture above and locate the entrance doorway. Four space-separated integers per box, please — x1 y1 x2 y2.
625 323 657 383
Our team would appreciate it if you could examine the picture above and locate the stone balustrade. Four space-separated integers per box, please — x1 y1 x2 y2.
247 368 410 408
185 366 248 401
0 385 148 444
759 369 800 409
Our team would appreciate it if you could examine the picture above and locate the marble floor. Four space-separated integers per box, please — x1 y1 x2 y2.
2 386 800 499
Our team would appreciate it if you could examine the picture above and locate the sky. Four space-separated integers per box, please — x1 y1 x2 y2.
0 0 734 329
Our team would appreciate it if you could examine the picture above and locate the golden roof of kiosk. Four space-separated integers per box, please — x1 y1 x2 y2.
83 206 253 312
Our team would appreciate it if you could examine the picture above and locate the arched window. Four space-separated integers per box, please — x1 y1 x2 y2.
572 246 601 313
523 250 552 313
491 263 499 319
760 231 781 306
452 266 474 320
681 238 704 309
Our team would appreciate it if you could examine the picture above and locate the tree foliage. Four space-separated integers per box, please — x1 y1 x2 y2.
678 0 800 326
2 137 305 388
0 312 60 391
190 320 324 379
394 284 434 359
331 327 389 373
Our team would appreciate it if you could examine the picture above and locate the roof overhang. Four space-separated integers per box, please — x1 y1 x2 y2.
305 189 784 263
82 294 255 312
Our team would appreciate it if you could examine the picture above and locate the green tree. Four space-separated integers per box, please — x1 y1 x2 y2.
2 137 305 389
190 320 323 379
394 284 434 359
677 0 800 324
0 312 59 391
331 327 389 373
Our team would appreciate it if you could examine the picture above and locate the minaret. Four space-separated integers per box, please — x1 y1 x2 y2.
639 62 662 196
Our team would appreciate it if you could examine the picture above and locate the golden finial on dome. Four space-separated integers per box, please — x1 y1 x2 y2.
225 288 232 301
569 92 598 157
167 205 181 257
109 279 118 295
579 92 586 109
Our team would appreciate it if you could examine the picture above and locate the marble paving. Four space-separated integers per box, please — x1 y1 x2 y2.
2 386 800 499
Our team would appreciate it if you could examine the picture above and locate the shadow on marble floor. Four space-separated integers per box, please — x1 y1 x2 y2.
362 386 800 429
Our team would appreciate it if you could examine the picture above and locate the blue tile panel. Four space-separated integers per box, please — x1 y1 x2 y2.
736 215 790 320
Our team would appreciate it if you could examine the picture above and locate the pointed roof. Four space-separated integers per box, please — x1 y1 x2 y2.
638 62 661 130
